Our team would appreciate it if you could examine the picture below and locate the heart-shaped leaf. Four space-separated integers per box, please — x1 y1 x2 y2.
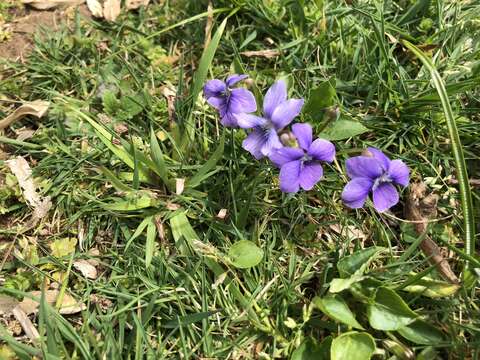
291 337 331 360
338 247 385 278
320 118 368 141
228 240 263 269
313 295 364 329
331 332 375 360
397 320 445 345
367 287 417 331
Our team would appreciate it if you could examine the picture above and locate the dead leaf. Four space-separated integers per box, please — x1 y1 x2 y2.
86 0 103 17
73 259 98 279
329 224 367 241
125 0 149 10
160 85 177 124
0 100 49 130
16 128 36 141
5 156 52 227
405 182 459 284
103 0 121 22
204 1 213 49
19 290 85 315
166 202 180 211
12 306 39 340
216 208 227 220
240 49 280 58
175 178 185 195
21 0 84 10
0 295 19 314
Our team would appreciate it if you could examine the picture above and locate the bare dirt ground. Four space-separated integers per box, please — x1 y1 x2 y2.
0 4 90 61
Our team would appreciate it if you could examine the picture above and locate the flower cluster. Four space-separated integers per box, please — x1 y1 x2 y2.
204 75 410 212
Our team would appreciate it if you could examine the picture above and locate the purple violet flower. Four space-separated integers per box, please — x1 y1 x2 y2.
341 147 410 212
269 123 335 193
236 80 304 159
203 74 257 127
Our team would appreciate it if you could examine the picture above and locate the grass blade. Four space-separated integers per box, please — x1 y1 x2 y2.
183 17 228 144
402 40 476 272
188 131 225 188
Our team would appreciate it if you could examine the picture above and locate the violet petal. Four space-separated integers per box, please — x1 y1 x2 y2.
292 123 312 150
204 79 226 99
299 162 323 191
271 98 304 130
372 182 399 212
279 160 301 193
342 178 373 209
226 74 248 87
346 156 383 180
269 147 304 168
308 138 335 163
367 147 391 170
242 129 265 159
229 88 257 114
263 80 287 118
387 159 410 187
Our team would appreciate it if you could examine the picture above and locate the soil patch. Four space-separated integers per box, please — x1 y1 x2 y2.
0 4 90 62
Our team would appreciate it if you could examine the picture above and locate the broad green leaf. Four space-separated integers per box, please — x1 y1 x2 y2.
145 218 156 268
188 131 225 188
331 332 375 360
329 274 364 293
338 247 385 278
417 346 439 360
291 337 331 360
397 320 445 345
319 118 369 141
367 287 417 331
50 238 77 258
313 295 364 329
304 78 336 121
228 240 263 269
162 310 219 328
402 277 460 298
150 127 172 189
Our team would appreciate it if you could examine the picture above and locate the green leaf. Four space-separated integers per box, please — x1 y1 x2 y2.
367 287 417 331
188 131 225 188
162 310 219 328
291 337 331 360
338 247 385 278
102 90 119 116
397 320 445 345
402 276 460 298
150 127 172 189
313 295 364 329
417 346 439 360
228 240 263 269
331 332 375 360
304 78 336 121
403 40 475 271
145 218 156 268
329 274 364 293
319 118 369 141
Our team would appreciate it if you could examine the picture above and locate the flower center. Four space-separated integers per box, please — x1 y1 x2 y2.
373 172 392 191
